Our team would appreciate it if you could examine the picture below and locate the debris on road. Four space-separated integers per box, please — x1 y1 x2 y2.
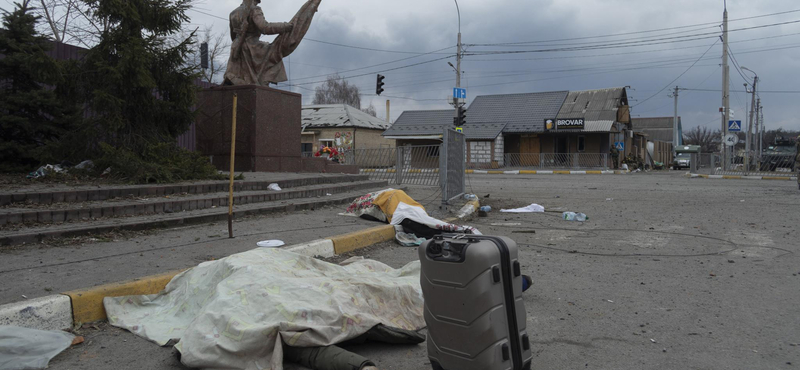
267 183 282 191
501 204 545 213
104 248 425 370
0 326 76 370
396 231 426 247
344 189 481 238
563 212 588 222
256 240 285 248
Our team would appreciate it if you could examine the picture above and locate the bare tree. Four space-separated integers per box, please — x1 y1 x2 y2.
33 0 112 47
683 126 720 153
184 26 230 84
313 74 361 109
362 103 377 117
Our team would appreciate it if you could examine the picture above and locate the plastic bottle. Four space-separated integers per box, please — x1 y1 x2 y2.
480 206 492 212
563 212 588 222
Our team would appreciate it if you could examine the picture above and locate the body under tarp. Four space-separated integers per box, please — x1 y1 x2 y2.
103 248 425 370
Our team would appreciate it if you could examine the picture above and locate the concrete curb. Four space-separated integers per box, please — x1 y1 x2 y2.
688 174 797 181
466 170 627 175
0 295 72 331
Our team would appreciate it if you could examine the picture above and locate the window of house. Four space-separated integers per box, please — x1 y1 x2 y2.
301 143 313 156
578 136 586 152
319 140 335 149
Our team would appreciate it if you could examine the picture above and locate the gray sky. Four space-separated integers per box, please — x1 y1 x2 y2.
9 0 799 131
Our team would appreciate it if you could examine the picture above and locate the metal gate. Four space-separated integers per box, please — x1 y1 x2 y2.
441 128 466 204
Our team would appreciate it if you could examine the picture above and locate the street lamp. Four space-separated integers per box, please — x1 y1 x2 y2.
453 0 462 89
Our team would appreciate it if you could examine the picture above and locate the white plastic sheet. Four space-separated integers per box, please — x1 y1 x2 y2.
500 204 546 213
104 248 425 370
0 326 74 370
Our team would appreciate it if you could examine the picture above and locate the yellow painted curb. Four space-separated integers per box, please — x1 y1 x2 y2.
465 170 474 174
519 170 537 174
586 171 603 174
762 177 792 181
331 225 396 254
554 171 571 175
362 169 376 173
722 175 742 180
487 171 505 174
65 270 184 324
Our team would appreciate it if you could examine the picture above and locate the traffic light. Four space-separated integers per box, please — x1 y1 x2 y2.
376 74 385 96
200 42 209 70
456 106 467 126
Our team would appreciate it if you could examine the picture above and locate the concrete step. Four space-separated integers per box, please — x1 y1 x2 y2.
0 183 388 247
0 180 385 227
0 174 370 207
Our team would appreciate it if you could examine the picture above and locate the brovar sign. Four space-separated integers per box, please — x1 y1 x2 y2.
554 118 585 130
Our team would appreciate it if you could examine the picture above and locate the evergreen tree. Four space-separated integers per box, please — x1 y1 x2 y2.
0 0 72 172
78 0 197 153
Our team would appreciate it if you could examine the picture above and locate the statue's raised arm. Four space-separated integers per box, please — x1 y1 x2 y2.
224 0 322 86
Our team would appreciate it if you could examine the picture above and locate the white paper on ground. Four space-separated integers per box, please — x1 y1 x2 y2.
256 240 285 248
501 204 546 213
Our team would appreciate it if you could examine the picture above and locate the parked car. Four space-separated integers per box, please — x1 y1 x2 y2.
673 145 701 170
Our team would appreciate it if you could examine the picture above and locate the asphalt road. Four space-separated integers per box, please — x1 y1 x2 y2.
46 172 800 369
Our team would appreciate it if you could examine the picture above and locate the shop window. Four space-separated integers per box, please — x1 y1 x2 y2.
578 136 586 152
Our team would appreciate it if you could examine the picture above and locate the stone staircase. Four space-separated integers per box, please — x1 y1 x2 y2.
0 175 386 246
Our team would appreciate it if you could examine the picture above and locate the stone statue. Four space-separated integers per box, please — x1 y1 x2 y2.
224 0 322 86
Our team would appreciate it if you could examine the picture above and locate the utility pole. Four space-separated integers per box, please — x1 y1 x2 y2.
743 68 758 170
454 1 462 90
669 86 681 152
720 2 730 169
757 101 763 162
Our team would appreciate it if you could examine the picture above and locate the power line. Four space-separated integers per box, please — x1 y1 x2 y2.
633 40 719 108
470 8 800 46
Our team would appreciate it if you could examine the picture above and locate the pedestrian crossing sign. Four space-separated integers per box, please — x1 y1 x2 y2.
615 142 624 150
728 120 742 132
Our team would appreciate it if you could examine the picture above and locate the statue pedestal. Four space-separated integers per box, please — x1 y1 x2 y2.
196 85 302 172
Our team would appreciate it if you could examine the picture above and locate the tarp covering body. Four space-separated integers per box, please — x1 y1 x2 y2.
0 326 74 370
103 249 424 370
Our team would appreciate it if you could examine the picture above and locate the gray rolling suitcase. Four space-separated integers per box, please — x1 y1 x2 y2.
419 235 532 370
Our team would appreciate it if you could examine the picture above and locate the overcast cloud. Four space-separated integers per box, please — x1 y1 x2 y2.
12 0 799 130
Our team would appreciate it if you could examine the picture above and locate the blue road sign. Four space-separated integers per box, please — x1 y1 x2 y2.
614 142 625 151
728 120 742 132
453 88 467 99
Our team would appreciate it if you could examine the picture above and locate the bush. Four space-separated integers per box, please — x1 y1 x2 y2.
95 142 223 184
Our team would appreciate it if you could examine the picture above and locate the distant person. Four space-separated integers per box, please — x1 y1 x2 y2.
610 145 620 169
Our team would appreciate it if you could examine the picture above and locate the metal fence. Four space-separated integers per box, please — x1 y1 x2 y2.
495 153 611 170
691 153 797 177
441 128 466 204
341 145 442 186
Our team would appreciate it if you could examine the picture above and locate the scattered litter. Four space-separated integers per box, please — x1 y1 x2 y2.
740 200 745 203
395 232 426 247
606 198 614 201
256 240 285 248
26 164 66 179
74 160 94 170
326 193 332 196
21 295 27 299
101 167 112 176
491 223 522 226
501 204 545 213
650 339 657 343
563 212 588 222
268 183 282 191
456 201 479 219
479 206 492 213
622 164 629 171
607 300 614 303
0 326 76 370
463 194 478 201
